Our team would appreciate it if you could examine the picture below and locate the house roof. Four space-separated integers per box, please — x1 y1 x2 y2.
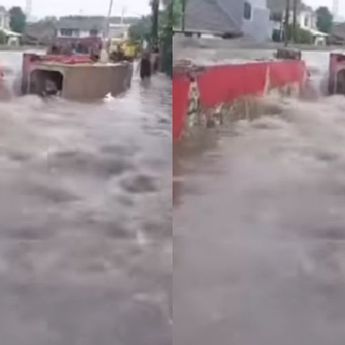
332 23 345 39
24 20 56 44
3 29 21 37
184 0 241 34
57 16 105 31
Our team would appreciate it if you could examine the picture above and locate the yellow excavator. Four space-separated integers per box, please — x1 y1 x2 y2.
109 38 140 62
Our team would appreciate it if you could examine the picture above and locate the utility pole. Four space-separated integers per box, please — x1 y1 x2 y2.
292 0 298 43
105 0 114 39
284 0 291 46
151 0 159 48
181 0 186 32
100 0 114 63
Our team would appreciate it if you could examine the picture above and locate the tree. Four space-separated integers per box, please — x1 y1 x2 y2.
129 1 172 76
316 6 333 33
151 0 159 46
286 24 313 44
129 15 152 42
9 6 26 33
160 0 173 76
0 30 6 44
173 0 186 30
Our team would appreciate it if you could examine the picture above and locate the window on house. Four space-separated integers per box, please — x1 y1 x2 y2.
304 16 309 27
270 12 283 22
60 29 73 37
90 29 98 37
60 28 80 37
244 1 252 20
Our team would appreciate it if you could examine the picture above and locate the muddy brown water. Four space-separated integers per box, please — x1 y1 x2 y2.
0 52 172 345
174 51 345 345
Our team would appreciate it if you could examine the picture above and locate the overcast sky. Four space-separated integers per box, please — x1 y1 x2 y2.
1 0 151 18
1 0 343 18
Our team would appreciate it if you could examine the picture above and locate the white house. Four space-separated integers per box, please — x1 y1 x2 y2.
108 23 130 40
291 6 317 31
0 7 21 45
0 6 9 30
268 1 328 44
56 17 104 39
56 16 136 41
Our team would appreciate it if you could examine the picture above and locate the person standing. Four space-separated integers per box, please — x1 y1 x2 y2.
140 51 152 80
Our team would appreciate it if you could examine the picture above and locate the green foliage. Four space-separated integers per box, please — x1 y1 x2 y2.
0 30 6 44
151 0 160 46
160 2 173 77
316 6 333 33
129 7 171 44
173 0 183 28
129 0 172 76
296 27 313 44
9 6 26 33
287 24 313 44
129 15 152 42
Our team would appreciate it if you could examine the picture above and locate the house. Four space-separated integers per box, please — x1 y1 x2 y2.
56 16 137 41
56 16 104 39
183 0 272 42
0 6 9 30
330 23 345 45
241 0 272 42
108 23 130 40
267 0 327 44
0 6 22 45
23 20 57 45
267 0 313 32
297 6 317 31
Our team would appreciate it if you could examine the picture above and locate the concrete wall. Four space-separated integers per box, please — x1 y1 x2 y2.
61 63 133 100
26 62 133 100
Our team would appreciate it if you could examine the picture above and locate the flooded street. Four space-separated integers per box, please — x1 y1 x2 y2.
174 51 345 344
0 52 172 345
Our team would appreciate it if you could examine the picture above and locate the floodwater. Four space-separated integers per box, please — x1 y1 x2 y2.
174 51 345 344
0 52 172 345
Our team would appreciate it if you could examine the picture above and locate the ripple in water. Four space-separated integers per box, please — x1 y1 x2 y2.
0 52 171 345
174 56 345 344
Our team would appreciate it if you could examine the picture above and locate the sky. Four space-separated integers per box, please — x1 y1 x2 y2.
303 0 343 18
1 0 151 18
2 0 343 19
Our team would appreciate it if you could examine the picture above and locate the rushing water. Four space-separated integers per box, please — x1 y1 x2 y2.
174 51 345 345
0 52 172 345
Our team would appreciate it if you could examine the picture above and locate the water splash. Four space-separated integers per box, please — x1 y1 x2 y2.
174 51 345 345
0 52 172 345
